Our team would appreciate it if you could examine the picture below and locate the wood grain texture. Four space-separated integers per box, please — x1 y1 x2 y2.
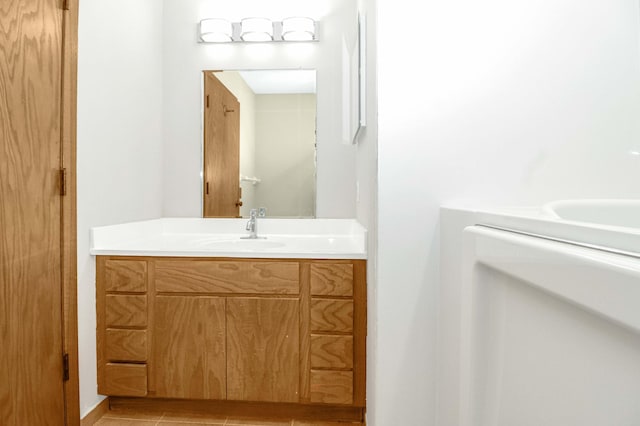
0 0 66 424
146 260 156 393
105 295 147 327
155 260 299 294
310 371 353 405
310 299 353 333
352 260 367 407
203 72 241 218
299 262 311 403
310 264 353 297
103 364 147 397
96 257 107 398
227 298 300 402
310 335 353 370
105 260 147 292
109 398 364 423
105 329 147 362
154 296 226 399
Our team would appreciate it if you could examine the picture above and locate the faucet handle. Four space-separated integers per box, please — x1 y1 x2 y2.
249 208 257 218
258 207 267 217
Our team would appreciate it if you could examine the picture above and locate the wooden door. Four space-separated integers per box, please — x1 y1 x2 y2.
0 0 67 424
203 72 241 217
154 296 226 399
227 298 300 402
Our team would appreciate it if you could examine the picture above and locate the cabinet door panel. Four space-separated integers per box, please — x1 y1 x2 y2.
227 298 300 402
154 296 226 399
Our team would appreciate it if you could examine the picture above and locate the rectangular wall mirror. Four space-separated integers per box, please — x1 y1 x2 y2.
202 69 317 219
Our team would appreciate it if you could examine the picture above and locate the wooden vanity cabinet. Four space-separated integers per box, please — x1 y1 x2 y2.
97 256 366 412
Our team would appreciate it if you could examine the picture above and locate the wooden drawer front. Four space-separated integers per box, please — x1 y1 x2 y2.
105 260 147 292
103 363 147 397
310 263 353 297
311 335 353 369
106 295 147 327
310 370 353 405
155 260 299 294
105 329 147 362
310 299 353 333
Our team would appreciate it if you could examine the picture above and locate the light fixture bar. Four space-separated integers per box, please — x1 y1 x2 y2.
199 18 318 43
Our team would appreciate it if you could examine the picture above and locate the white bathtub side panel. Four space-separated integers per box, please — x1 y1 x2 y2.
461 227 640 426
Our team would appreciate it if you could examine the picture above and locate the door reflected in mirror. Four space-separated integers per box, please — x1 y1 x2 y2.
202 69 317 218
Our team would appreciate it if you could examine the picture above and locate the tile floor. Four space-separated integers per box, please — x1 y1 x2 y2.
93 410 364 426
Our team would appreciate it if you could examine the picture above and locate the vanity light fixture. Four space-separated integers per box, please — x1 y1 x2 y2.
199 18 233 43
198 18 318 43
281 17 316 41
240 18 274 42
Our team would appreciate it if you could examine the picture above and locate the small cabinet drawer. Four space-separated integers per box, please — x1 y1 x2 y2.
155 260 299 294
102 363 147 397
105 295 147 327
310 263 353 297
105 260 147 292
311 335 353 369
310 370 353 405
310 299 353 333
105 329 147 362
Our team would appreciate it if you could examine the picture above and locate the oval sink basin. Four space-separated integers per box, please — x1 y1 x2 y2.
203 239 286 250
543 199 640 230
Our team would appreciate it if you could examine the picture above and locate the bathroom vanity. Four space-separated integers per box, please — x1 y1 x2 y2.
92 218 367 420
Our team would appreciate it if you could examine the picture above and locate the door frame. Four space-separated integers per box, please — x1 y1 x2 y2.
61 0 80 424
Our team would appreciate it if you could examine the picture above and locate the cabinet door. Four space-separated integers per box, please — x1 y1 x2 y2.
154 296 226 399
227 298 300 402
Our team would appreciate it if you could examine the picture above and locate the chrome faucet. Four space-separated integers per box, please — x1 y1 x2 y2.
242 207 266 239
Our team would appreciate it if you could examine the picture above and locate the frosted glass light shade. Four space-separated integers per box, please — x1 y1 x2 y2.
200 19 233 43
241 18 273 42
282 17 316 41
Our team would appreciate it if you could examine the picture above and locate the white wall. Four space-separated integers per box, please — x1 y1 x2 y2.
161 0 359 218
377 0 640 425
354 1 379 426
255 94 316 217
76 0 164 417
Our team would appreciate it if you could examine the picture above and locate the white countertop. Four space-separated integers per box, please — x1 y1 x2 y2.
90 218 367 259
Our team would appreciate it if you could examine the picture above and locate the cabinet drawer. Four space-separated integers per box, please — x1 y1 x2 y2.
102 363 147 397
106 295 147 327
311 335 353 369
310 263 353 297
155 260 299 294
105 329 147 362
105 260 147 292
310 370 353 405
310 299 353 333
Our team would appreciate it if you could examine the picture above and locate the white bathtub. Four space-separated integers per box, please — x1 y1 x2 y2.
439 200 640 426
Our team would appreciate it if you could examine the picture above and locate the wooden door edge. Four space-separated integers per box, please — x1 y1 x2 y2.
61 0 80 424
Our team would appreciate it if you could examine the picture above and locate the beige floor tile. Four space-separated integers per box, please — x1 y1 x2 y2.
158 422 222 426
226 418 292 426
159 412 227 423
158 412 227 424
95 419 158 426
